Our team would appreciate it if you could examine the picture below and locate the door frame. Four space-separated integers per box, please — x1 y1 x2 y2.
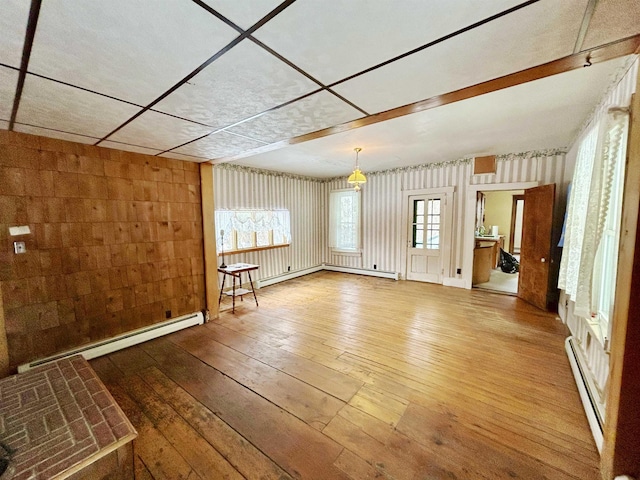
400 187 454 282
509 194 525 254
463 182 538 289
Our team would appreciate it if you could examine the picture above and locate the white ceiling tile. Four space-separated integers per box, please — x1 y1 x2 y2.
582 0 640 50
28 0 239 105
0 120 10 130
233 57 628 178
200 0 283 29
0 67 19 120
13 124 99 144
16 75 141 138
253 0 526 85
154 40 318 128
174 131 267 159
226 90 363 144
99 141 162 156
333 0 587 114
160 152 208 162
108 110 213 151
0 0 30 67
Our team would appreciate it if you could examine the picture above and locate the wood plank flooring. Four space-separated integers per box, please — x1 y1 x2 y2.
90 271 600 480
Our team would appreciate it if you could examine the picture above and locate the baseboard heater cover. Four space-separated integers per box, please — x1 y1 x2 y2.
565 336 604 452
322 264 399 280
257 266 324 288
18 311 204 373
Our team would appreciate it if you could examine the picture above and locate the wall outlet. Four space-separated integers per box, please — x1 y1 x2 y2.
456 268 462 275
287 266 291 272
14 241 26 254
373 264 377 270
165 310 171 319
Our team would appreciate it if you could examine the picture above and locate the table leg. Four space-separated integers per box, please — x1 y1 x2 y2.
232 273 236 313
247 271 258 307
218 274 226 306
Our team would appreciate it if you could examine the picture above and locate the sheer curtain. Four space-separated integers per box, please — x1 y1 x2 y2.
558 108 630 317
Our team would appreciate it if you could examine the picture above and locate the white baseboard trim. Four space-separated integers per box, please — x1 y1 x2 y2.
565 337 604 452
443 277 466 288
256 266 324 288
18 312 204 373
322 264 399 280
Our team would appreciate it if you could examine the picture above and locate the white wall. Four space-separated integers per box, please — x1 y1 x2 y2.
559 57 639 406
325 152 565 284
213 165 325 281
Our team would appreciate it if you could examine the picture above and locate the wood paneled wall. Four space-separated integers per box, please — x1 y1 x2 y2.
0 130 205 372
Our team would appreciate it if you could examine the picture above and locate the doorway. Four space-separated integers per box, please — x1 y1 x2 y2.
401 187 454 284
473 189 524 294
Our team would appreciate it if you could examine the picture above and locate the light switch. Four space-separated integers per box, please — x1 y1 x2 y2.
14 242 26 254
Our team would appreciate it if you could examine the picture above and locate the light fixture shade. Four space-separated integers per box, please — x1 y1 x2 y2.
347 169 367 184
347 147 366 191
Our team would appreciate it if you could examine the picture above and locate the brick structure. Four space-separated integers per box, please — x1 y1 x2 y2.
0 355 136 479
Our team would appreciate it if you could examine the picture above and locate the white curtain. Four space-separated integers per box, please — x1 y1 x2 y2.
558 109 630 317
214 209 291 246
329 190 360 250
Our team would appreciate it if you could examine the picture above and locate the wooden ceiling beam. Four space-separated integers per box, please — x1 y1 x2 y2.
211 33 640 164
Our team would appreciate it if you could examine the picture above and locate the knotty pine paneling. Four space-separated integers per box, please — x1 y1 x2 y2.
0 130 205 371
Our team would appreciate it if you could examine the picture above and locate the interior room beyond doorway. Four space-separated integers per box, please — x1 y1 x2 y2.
473 189 524 295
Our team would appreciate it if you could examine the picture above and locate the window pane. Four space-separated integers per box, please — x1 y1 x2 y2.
330 190 360 251
256 230 269 247
415 200 424 216
237 231 252 249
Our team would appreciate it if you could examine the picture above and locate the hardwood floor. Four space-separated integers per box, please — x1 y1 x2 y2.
90 271 600 479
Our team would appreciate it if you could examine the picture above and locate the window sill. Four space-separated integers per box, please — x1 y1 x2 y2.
219 244 290 256
330 249 362 256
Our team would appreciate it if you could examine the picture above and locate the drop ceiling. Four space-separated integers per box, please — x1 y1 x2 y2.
1 0 639 178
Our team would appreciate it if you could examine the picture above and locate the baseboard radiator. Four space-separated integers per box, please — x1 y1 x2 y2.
18 311 204 373
565 336 604 452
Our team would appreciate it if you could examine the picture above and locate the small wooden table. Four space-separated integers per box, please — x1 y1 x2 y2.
218 263 259 313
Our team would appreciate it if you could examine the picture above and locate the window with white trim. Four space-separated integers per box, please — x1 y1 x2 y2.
329 190 361 252
591 112 628 345
215 209 291 252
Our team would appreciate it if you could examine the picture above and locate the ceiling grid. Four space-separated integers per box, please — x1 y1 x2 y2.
1 0 639 174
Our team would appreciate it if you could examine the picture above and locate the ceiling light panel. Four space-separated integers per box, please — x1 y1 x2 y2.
174 131 266 159
107 110 213 152
99 141 163 156
252 0 524 85
16 75 141 138
332 0 588 114
28 1 239 105
200 0 284 29
13 124 99 145
0 0 30 68
153 40 319 129
0 67 18 120
225 90 363 144
582 0 640 50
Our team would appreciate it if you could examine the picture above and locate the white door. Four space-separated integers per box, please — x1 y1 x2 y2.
406 195 443 283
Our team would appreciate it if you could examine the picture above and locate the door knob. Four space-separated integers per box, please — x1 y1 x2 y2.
541 258 546 263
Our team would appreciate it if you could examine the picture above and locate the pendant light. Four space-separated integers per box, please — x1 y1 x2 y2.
347 147 367 192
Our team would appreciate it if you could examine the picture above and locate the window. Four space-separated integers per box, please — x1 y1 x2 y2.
215 209 290 252
412 198 440 249
591 112 628 343
329 190 361 252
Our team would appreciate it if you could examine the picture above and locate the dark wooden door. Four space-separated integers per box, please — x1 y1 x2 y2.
518 184 555 310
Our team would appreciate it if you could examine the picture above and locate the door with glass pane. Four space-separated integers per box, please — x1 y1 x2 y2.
406 195 443 283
